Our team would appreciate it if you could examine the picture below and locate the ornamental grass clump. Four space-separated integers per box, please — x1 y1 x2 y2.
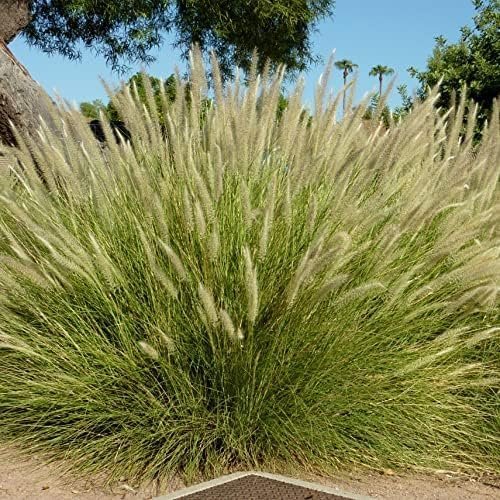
0 49 499 481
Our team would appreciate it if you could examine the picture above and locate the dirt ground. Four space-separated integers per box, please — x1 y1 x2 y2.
305 470 500 499
0 447 498 499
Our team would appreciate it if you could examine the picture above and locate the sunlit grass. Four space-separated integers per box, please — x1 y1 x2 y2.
0 50 499 482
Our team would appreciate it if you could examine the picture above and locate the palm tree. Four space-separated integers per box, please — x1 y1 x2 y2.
369 65 395 98
334 59 358 114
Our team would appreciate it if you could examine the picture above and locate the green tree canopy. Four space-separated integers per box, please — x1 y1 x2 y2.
408 0 499 126
80 71 299 130
23 1 335 78
80 72 177 124
79 99 108 121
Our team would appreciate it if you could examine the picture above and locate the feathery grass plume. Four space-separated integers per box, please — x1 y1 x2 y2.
158 240 187 281
314 54 334 117
0 221 30 261
258 210 271 261
27 217 97 280
182 185 194 232
203 153 216 198
198 283 218 326
258 174 277 260
243 246 259 325
213 143 224 200
286 248 313 306
464 327 500 348
194 200 207 237
395 346 457 376
138 228 177 298
314 273 350 302
208 228 220 261
335 281 387 307
282 175 292 225
0 256 52 290
138 341 159 361
191 165 215 222
188 45 208 123
235 327 244 341
219 307 236 339
158 331 176 354
6 210 86 284
151 193 170 242
306 195 318 234
240 181 252 228
0 48 499 482
197 306 210 330
0 334 43 359
209 50 224 107
449 285 498 313
88 233 122 288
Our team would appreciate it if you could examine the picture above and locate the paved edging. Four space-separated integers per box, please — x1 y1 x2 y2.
154 471 374 499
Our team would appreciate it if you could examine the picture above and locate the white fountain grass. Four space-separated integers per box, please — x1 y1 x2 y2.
0 48 499 481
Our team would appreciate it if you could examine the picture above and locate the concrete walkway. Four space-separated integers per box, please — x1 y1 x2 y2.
155 471 373 499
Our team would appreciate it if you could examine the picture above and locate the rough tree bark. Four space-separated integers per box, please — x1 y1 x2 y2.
0 0 54 145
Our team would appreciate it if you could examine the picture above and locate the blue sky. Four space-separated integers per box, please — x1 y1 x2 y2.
9 0 476 109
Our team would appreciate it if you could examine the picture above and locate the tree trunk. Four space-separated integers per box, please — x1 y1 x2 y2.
379 75 383 99
0 42 55 146
342 72 347 115
0 0 31 43
0 0 55 146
